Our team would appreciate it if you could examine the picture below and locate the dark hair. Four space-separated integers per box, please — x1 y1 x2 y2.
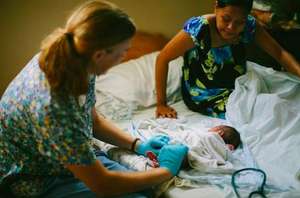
222 126 241 149
39 0 136 97
216 0 253 14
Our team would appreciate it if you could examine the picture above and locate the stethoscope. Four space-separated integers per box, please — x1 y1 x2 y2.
231 168 267 198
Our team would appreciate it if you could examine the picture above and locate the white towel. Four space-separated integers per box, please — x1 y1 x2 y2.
187 132 233 172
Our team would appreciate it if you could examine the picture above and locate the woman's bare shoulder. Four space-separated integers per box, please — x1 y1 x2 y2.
202 14 216 23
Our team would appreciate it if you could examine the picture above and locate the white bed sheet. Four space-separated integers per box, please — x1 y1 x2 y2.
226 62 300 195
108 100 300 198
94 52 300 198
108 100 231 198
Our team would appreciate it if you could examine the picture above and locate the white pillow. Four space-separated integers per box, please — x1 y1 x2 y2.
95 51 183 119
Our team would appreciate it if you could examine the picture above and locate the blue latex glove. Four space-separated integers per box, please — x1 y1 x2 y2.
158 144 189 176
136 135 170 156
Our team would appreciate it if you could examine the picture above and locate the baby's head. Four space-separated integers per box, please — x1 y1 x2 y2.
209 125 241 150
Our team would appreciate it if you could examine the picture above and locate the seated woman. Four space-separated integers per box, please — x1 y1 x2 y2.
155 0 300 119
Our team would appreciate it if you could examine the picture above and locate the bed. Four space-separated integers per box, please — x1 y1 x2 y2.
93 32 300 198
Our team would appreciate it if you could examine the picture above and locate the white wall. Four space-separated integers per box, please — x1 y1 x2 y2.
0 0 215 96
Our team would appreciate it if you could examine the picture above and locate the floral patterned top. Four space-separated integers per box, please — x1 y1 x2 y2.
182 15 256 119
0 54 97 196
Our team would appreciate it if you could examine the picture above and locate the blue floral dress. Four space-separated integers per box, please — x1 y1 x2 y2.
182 15 256 119
0 54 97 196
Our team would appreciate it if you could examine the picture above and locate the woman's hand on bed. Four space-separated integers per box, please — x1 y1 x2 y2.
136 135 170 156
158 144 189 176
156 104 177 118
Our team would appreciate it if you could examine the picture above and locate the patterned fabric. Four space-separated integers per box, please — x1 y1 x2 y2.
0 54 97 196
182 15 256 119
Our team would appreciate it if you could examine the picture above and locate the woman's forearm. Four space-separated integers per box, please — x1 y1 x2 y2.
99 168 172 197
279 50 300 78
155 30 194 106
92 108 133 149
255 22 300 78
67 159 172 198
155 54 169 106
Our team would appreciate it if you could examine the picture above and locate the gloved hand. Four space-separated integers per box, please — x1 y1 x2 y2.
136 135 170 156
158 144 189 176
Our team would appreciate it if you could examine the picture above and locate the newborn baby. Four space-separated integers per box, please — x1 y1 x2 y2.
180 125 241 170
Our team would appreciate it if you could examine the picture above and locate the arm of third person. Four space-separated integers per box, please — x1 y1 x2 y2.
155 30 194 118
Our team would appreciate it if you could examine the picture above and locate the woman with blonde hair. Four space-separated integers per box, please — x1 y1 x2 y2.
0 1 188 197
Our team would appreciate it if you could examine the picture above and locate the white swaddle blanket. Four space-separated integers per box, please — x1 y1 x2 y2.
133 118 233 172
95 118 235 173
187 132 232 172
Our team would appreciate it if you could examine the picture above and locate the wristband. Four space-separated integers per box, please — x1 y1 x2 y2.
131 138 140 152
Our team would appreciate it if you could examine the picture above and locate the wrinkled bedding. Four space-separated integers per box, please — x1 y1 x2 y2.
94 52 300 197
227 62 300 190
